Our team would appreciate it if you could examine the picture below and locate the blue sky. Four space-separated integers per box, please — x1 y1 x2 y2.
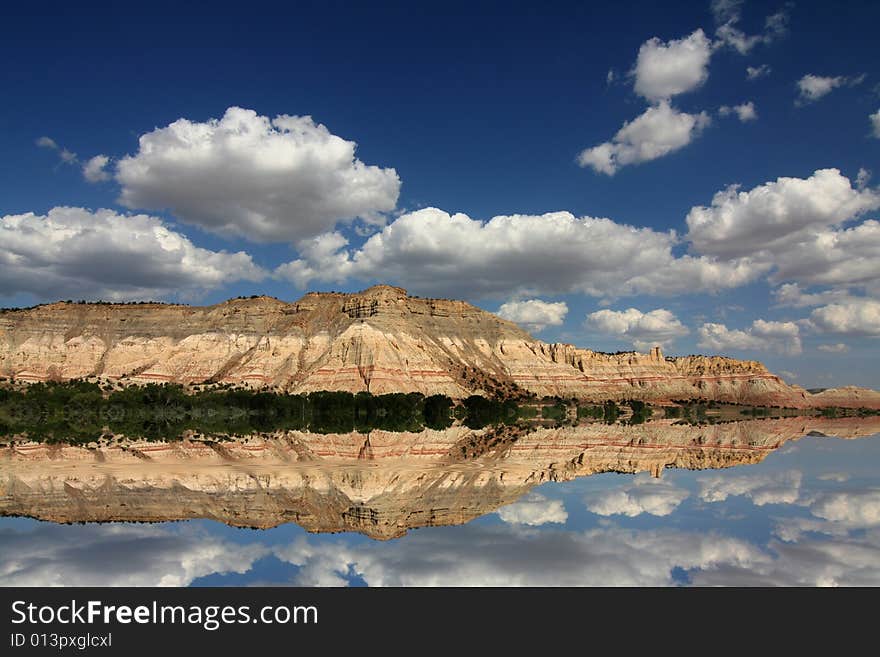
2 0 879 387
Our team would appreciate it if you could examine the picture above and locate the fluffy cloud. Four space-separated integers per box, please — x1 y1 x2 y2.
797 74 864 104
495 494 568 526
871 109 880 138
685 169 880 300
774 490 880 544
818 343 850 353
691 529 880 586
276 208 761 300
20 516 877 587
686 168 880 258
697 319 802 355
274 524 761 586
809 300 880 337
632 29 712 101
0 207 265 301
82 154 111 182
278 169 879 306
577 102 711 175
697 323 767 352
699 471 803 506
766 221 880 292
773 283 856 308
116 106 400 242
746 64 771 80
496 299 568 332
718 101 757 121
808 490 880 527
0 524 268 586
580 11 784 175
585 475 690 517
579 26 719 175
586 307 689 350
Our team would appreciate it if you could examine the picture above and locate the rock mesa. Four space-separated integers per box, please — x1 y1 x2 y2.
1 285 877 408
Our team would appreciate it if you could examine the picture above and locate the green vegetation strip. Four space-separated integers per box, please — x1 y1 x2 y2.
2 382 870 445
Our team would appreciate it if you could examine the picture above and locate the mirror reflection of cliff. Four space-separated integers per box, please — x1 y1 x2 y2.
3 416 879 540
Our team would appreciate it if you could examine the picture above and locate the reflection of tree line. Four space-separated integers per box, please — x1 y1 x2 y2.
0 382 460 442
2 381 873 444
0 382 649 443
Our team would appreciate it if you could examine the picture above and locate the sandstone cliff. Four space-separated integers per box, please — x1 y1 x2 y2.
0 285 875 408
2 417 878 538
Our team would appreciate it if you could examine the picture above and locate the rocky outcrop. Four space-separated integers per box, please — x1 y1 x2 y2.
2 417 878 538
0 285 876 407
805 386 880 409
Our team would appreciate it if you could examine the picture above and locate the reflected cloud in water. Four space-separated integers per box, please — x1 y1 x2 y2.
1 424 880 586
496 493 568 527
584 473 689 517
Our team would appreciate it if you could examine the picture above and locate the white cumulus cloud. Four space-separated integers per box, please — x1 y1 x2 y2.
685 169 880 301
496 494 568 526
797 74 865 104
0 207 265 301
586 307 689 350
773 283 857 309
274 523 761 586
496 299 568 332
275 207 760 300
585 475 690 517
699 471 803 506
632 29 713 101
83 154 111 182
0 524 268 586
809 490 880 527
686 168 880 258
116 106 400 243
697 319 802 355
871 109 880 138
809 300 880 337
766 221 880 292
577 101 711 175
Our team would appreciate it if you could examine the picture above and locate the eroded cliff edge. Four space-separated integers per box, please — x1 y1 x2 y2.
1 285 877 408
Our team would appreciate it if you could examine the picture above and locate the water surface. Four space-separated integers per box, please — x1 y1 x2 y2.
1 419 879 586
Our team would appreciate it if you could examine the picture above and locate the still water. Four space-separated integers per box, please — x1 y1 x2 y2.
1 418 879 586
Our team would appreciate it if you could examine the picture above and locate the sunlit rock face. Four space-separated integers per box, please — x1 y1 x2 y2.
2 417 878 539
3 285 876 407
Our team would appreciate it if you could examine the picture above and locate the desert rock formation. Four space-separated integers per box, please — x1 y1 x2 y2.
1 285 876 408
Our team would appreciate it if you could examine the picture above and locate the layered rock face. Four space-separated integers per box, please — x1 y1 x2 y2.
2 417 878 538
0 285 875 407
